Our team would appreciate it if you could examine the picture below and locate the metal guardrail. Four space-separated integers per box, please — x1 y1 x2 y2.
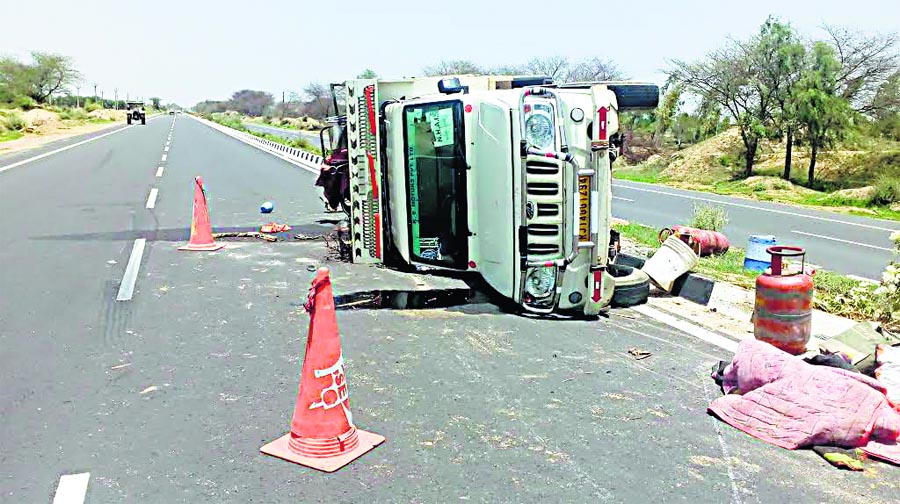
189 114 323 173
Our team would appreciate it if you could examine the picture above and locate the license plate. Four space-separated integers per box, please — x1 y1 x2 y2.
578 176 590 241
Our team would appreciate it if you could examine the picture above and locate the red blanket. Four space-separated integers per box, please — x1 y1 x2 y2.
709 339 900 465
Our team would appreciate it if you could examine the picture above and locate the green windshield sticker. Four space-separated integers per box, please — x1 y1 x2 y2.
426 107 455 147
407 110 421 255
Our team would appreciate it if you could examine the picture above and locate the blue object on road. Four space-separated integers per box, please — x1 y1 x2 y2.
744 235 777 271
260 201 274 214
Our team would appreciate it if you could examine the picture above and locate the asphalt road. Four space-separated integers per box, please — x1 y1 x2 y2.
612 180 900 280
1 116 897 503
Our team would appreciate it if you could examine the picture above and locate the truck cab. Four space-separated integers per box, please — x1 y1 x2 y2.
332 76 658 315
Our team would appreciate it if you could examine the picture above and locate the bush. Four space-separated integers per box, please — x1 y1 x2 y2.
14 96 37 110
60 108 88 121
872 175 900 205
85 101 102 112
3 111 26 131
689 203 728 231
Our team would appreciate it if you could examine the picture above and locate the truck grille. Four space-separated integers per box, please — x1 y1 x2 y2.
524 158 564 261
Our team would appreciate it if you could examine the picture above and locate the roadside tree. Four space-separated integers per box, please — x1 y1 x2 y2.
794 42 851 187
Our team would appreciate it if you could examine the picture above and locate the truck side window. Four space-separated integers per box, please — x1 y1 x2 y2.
403 101 467 268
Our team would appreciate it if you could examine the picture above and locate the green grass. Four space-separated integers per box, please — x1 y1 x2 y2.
614 221 885 319
0 129 24 142
206 113 322 156
613 222 660 248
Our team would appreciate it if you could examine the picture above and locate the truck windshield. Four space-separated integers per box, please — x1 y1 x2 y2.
403 101 467 268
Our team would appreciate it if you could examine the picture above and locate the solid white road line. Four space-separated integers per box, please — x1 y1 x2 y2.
0 126 133 174
612 196 635 202
791 230 894 252
613 181 899 232
116 239 147 301
52 472 90 504
632 304 739 353
161 154 167 162
146 188 159 209
156 166 164 177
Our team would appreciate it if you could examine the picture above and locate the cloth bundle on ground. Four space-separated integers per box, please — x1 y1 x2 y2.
876 344 900 409
708 339 900 465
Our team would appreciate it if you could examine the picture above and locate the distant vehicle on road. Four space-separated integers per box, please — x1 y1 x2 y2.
125 101 146 125
168 109 176 115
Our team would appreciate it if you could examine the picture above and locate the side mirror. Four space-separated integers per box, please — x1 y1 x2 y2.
438 77 468 95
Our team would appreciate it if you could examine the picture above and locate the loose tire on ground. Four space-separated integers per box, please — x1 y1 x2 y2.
608 263 650 308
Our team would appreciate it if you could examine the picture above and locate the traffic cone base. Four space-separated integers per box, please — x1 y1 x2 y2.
178 241 224 251
261 428 385 473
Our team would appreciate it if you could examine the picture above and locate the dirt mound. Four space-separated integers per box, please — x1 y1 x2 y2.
661 128 743 183
88 109 126 121
832 186 876 201
22 108 62 133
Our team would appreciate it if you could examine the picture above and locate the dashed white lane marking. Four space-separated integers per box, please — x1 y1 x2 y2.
791 230 894 252
156 166 164 177
614 181 899 232
632 304 739 353
116 239 146 301
164 146 169 152
146 187 159 209
52 472 90 504
161 154 167 162
0 126 134 174
612 196 634 202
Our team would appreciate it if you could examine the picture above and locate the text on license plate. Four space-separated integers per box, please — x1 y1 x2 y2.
578 176 590 241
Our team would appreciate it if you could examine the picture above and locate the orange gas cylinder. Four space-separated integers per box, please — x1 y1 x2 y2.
753 246 814 355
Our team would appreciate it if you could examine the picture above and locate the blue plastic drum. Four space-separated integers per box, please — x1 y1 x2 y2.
744 235 777 271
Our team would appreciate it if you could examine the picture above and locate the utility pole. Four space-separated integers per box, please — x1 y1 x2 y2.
114 88 118 110
282 91 285 118
101 91 105 108
76 86 81 108
93 83 98 103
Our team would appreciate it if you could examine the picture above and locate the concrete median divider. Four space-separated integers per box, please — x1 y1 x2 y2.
189 114 323 174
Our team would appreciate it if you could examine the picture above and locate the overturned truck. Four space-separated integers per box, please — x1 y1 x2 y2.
318 76 658 315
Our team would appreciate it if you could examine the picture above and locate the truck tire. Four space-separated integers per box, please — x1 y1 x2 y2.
608 263 650 308
141 116 145 125
608 84 660 110
127 117 132 125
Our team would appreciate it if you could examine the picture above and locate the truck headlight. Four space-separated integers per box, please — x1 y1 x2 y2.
525 112 554 150
524 266 556 299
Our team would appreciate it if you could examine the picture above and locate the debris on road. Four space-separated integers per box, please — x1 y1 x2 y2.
812 446 867 471
139 385 158 395
659 226 730 257
627 347 652 360
260 222 292 234
109 363 132 371
641 235 699 292
213 231 276 242
260 201 274 213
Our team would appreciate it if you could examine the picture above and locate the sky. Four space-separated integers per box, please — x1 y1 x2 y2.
1 0 898 107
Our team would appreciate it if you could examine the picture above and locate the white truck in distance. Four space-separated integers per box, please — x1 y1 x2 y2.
323 76 659 315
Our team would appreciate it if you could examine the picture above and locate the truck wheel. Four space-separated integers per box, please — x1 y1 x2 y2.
141 116 146 125
608 263 650 308
127 117 132 125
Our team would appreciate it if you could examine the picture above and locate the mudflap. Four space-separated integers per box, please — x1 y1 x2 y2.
583 269 614 316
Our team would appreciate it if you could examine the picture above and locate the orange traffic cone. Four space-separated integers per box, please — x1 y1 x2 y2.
260 267 385 472
179 176 224 251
